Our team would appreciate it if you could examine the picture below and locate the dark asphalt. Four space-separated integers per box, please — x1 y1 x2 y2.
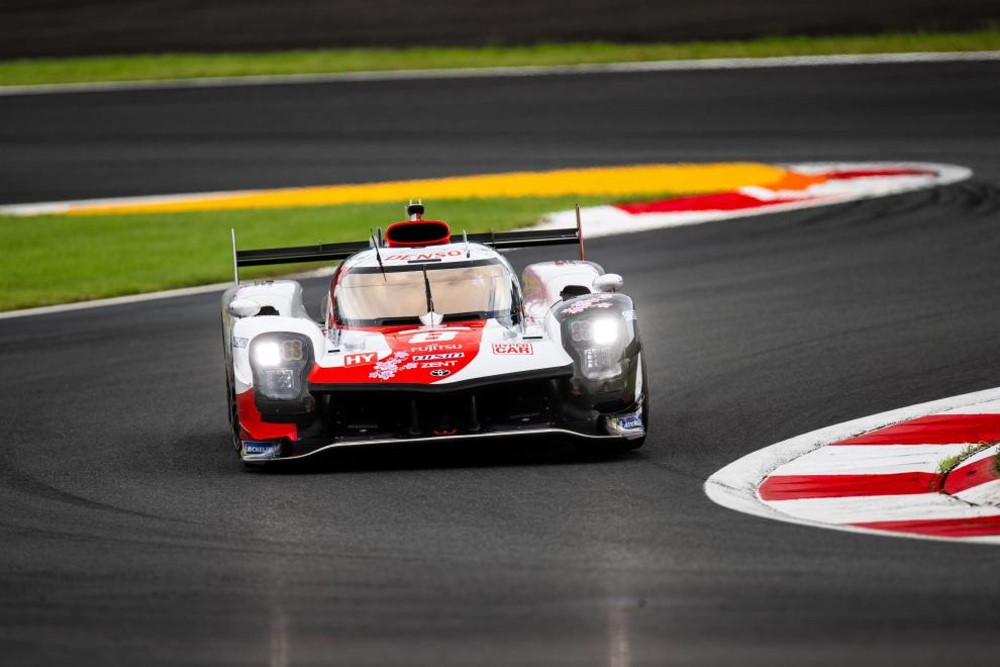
3 0 995 58
2 62 1000 665
1 61 999 205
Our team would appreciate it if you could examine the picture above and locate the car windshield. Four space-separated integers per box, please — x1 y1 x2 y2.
336 259 515 326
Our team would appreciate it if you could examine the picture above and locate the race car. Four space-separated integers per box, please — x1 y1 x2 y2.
221 203 647 463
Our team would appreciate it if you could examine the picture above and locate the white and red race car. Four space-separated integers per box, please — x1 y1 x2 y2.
222 203 647 463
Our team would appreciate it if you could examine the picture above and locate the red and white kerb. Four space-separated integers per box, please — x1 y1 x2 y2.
708 393 1000 544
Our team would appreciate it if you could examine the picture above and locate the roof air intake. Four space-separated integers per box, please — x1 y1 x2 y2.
385 219 452 247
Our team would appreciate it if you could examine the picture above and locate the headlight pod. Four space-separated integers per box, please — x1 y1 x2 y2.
249 333 312 401
567 316 627 380
555 293 639 384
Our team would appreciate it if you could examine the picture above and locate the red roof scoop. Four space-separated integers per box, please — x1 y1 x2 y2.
385 220 452 247
385 202 451 247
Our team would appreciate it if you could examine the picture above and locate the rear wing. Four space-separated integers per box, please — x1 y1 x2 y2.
235 239 371 268
231 224 584 282
464 227 579 250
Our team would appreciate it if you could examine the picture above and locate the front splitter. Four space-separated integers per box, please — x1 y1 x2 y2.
242 427 630 464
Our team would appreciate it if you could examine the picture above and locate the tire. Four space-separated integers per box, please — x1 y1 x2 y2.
225 372 242 452
221 315 243 454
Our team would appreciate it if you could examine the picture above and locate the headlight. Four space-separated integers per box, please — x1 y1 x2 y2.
570 317 626 380
249 334 312 401
590 317 620 346
253 341 282 367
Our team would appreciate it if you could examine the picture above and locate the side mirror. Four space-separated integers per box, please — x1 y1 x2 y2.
593 273 624 293
228 298 261 318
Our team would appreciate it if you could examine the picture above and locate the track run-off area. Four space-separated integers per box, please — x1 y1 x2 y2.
2 58 1000 665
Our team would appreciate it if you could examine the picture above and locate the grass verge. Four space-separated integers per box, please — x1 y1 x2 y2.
1 29 998 87
0 194 675 311
938 441 995 474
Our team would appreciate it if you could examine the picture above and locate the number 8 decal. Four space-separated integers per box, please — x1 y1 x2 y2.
408 331 458 343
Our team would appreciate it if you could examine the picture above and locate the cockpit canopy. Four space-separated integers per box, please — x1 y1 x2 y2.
335 258 519 326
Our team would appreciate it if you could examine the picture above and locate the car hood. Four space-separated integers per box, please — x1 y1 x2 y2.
308 319 572 386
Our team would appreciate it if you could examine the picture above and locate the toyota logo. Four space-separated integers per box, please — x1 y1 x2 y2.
430 369 451 377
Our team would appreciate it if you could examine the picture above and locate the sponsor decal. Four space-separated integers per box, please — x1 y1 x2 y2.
369 351 414 381
343 352 378 367
408 330 459 344
563 293 615 315
411 343 463 353
622 309 637 321
606 410 644 437
492 342 533 355
309 324 485 385
232 336 249 348
420 360 457 369
617 413 643 430
243 441 282 459
384 250 463 261
430 369 451 377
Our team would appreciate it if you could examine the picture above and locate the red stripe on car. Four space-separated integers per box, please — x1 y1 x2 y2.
236 390 298 441
309 321 486 385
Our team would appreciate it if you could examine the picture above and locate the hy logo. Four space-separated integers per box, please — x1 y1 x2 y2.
344 352 377 367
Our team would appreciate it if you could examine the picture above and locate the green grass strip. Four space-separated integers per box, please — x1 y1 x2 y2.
938 441 995 474
1 30 998 87
0 195 679 311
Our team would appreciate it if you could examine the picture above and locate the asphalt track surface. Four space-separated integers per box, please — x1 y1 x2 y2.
3 0 994 58
2 62 1000 665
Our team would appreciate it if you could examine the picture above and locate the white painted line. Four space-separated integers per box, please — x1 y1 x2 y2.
704 386 1000 542
0 265 336 321
1 51 998 97
939 398 1000 414
1 188 277 217
769 444 968 476
0 282 233 320
0 188 256 217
